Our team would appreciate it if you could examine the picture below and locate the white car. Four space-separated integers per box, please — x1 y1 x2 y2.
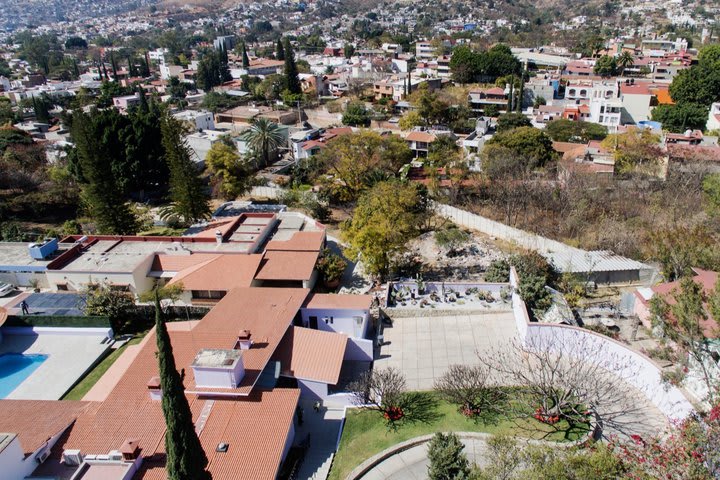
0 283 15 297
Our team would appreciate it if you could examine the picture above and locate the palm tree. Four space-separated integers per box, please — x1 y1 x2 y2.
617 51 635 76
241 118 284 168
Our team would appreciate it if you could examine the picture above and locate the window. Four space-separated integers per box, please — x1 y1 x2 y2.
191 290 226 300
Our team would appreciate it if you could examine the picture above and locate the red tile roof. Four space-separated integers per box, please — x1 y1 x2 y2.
151 253 220 273
304 293 373 310
271 327 347 384
0 400 93 456
255 250 319 282
167 254 264 291
650 269 718 338
265 231 325 252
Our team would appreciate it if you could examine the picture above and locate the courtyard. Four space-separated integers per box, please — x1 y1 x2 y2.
374 311 518 390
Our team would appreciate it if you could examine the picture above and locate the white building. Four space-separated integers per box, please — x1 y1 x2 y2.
173 110 215 132
589 97 622 128
416 41 435 59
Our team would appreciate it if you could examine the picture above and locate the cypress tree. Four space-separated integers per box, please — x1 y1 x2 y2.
517 71 525 113
241 42 250 69
71 110 139 234
276 38 285 61
110 51 118 81
160 113 210 225
154 293 210 480
507 75 514 112
72 58 80 79
283 38 301 94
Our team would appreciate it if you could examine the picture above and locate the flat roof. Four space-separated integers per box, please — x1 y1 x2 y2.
192 349 242 368
0 242 66 269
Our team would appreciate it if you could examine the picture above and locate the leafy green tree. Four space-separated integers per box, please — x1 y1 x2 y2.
669 45 720 107
82 282 135 333
496 112 531 132
343 43 355 59
71 110 139 234
545 119 608 143
601 128 663 174
160 114 210 225
651 103 709 133
282 38 301 94
240 117 285 168
275 38 285 60
398 110 423 131
154 293 210 480
317 131 412 201
485 126 556 170
414 84 450 126
201 91 244 113
341 181 427 280
427 432 471 480
205 140 250 199
593 55 617 77
449 45 481 84
342 100 370 127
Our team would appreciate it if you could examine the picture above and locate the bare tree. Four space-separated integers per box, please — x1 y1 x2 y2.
434 364 507 423
348 367 439 430
476 331 660 439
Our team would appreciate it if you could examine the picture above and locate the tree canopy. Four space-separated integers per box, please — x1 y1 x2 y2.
651 103 709 133
205 140 251 200
449 44 521 83
496 112 532 132
485 126 556 170
342 101 371 127
341 180 427 280
545 119 608 143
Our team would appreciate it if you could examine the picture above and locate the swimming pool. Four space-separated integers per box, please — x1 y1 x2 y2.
0 353 48 398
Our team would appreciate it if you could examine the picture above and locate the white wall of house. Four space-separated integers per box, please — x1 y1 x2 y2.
300 307 370 339
297 378 329 400
621 93 652 124
345 338 374 361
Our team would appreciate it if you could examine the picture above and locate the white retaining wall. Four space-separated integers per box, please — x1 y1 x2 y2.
509 268 694 420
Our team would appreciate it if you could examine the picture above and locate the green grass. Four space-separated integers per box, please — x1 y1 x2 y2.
62 336 144 401
329 395 588 480
137 226 186 237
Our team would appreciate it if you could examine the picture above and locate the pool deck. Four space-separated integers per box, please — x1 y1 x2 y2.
0 331 110 400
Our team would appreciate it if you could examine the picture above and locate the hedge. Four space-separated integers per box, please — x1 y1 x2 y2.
5 315 112 329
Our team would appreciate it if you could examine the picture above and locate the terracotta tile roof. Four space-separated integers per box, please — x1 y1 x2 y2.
303 293 373 310
0 400 94 456
265 231 326 252
667 144 720 163
167 254 264 291
255 250 320 282
552 141 585 154
271 327 347 384
189 287 311 393
151 253 220 273
405 131 437 143
302 139 326 151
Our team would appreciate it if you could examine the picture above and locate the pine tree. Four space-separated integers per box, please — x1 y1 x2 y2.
427 432 471 480
72 58 80 79
241 41 250 69
276 38 285 61
161 113 210 225
283 38 301 94
71 110 139 234
154 293 210 480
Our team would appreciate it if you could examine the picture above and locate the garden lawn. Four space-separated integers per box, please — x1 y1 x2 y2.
329 396 587 480
62 336 143 401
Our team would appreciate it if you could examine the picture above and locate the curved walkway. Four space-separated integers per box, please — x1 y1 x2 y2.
352 433 493 480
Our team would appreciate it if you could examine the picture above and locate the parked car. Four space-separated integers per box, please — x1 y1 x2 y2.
0 283 15 297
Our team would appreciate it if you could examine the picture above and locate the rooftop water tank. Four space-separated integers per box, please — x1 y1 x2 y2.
28 237 59 260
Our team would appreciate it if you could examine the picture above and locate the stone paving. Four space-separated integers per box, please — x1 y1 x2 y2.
295 399 346 480
374 312 519 390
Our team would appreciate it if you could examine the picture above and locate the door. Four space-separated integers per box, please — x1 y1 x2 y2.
309 316 318 330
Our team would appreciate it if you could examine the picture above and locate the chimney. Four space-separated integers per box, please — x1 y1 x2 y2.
236 330 252 350
120 439 140 461
147 376 161 400
215 230 223 244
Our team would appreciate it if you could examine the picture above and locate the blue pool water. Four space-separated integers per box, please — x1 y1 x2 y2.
0 353 48 398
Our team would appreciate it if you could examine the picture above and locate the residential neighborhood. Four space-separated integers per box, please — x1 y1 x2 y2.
0 0 719 479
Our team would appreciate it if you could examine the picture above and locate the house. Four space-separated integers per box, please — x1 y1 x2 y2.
665 130 703 146
620 83 672 125
112 93 141 111
416 41 435 59
588 97 622 128
468 87 508 115
666 144 720 175
173 110 215 132
405 129 449 158
290 127 353 161
562 104 591 122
